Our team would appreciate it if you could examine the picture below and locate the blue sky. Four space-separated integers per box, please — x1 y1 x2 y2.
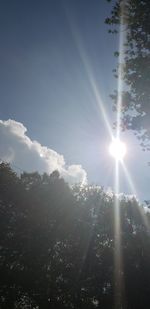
0 0 150 200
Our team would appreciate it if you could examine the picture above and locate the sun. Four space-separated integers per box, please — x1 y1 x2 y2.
109 138 127 161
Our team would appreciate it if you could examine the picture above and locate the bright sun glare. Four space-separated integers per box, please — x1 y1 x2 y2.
109 139 127 161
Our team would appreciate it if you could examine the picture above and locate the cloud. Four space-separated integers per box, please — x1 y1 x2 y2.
0 119 87 184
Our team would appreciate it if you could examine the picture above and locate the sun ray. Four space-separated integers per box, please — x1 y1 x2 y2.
113 159 124 308
121 161 150 231
121 161 136 196
113 2 127 307
116 1 126 140
74 39 113 139
64 6 114 140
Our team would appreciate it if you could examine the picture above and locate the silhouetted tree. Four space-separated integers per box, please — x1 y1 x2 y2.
0 163 150 308
106 0 150 150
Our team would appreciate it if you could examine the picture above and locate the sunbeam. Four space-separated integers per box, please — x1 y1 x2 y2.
114 1 127 307
114 159 124 308
75 39 113 139
64 6 114 140
121 161 150 232
116 1 126 140
121 161 136 196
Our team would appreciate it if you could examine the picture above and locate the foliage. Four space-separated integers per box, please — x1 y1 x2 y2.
105 0 150 149
0 162 150 308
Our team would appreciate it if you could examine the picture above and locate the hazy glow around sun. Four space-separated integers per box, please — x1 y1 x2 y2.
109 139 127 161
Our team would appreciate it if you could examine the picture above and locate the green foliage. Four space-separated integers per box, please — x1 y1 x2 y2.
106 0 150 149
0 163 150 308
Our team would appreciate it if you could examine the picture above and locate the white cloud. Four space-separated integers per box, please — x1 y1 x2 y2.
0 119 87 184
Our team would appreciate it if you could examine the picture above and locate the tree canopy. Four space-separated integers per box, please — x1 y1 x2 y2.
0 162 150 308
106 0 150 150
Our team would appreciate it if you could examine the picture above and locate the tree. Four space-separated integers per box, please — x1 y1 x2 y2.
106 0 150 150
0 163 150 308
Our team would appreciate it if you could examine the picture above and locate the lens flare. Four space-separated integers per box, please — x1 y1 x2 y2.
109 139 126 161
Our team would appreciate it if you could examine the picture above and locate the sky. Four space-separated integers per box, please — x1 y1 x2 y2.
0 0 150 201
